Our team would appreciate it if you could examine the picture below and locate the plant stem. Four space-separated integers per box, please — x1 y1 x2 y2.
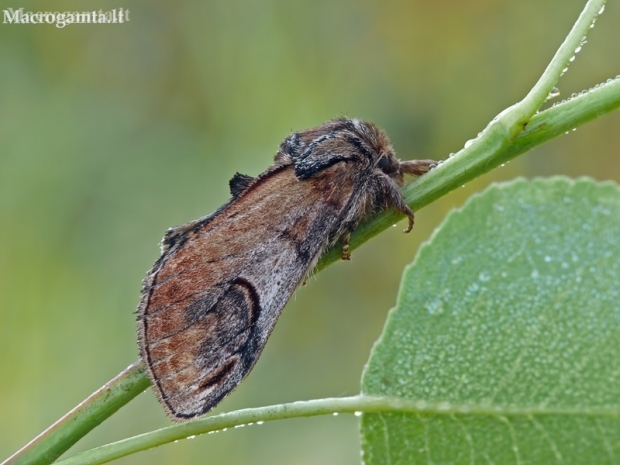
3 362 149 465
54 395 620 465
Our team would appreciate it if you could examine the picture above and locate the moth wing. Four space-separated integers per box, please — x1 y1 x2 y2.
138 164 353 419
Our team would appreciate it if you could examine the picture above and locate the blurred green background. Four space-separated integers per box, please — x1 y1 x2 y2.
1 0 618 463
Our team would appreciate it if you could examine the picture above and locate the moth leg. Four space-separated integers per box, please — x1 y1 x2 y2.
395 203 415 234
341 232 351 261
402 205 415 233
376 174 416 233
399 159 437 176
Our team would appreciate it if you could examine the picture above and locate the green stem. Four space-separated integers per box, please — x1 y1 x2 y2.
4 0 616 463
54 395 620 465
512 0 607 124
2 362 150 465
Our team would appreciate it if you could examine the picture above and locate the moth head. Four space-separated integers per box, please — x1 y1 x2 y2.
352 120 436 184
347 119 406 184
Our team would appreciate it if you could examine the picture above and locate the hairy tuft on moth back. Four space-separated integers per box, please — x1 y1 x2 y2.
137 117 436 420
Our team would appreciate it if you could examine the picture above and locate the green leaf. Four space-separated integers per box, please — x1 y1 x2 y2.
361 177 620 464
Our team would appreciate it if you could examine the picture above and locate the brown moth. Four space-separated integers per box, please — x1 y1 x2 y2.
137 117 435 420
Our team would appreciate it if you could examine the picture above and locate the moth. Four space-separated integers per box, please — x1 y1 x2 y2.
137 117 435 420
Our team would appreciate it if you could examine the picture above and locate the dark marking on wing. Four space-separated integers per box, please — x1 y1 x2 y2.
233 277 261 325
278 228 310 262
198 358 237 391
147 277 263 417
